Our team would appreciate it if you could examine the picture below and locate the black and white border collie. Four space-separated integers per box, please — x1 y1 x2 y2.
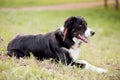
7 16 107 74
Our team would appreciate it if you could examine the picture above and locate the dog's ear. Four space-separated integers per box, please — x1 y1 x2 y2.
64 16 76 28
63 28 68 41
62 17 76 41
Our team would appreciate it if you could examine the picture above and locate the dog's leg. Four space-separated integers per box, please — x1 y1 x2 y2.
7 51 13 57
7 50 25 58
74 60 108 74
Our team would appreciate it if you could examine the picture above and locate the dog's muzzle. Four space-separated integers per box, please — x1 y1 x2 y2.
85 27 95 37
77 27 95 43
90 31 95 36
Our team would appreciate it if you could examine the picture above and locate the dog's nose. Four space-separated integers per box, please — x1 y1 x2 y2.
91 31 95 36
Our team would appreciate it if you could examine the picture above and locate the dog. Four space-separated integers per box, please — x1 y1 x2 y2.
7 16 107 74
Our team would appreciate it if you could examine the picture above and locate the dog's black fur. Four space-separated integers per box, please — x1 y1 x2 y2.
7 16 87 66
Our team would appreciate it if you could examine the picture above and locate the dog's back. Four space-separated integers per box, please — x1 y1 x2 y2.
7 32 66 59
7 34 50 58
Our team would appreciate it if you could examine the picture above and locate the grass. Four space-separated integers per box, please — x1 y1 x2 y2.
0 7 120 80
0 0 102 8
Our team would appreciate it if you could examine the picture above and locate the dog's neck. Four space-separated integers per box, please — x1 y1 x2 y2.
72 37 82 49
59 26 82 48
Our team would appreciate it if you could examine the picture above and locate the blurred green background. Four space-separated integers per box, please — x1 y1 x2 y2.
0 0 120 80
0 0 102 7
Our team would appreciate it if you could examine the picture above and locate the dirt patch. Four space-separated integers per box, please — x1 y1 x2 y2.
0 53 10 61
0 1 114 12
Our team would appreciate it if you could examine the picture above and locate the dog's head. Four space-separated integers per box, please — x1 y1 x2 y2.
61 16 95 43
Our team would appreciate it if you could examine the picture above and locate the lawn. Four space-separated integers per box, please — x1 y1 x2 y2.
0 7 120 80
0 0 102 8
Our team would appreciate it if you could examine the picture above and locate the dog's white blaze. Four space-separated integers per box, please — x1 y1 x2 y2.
85 27 93 37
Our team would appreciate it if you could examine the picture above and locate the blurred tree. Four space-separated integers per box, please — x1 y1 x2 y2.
115 0 119 10
104 0 119 10
104 0 107 8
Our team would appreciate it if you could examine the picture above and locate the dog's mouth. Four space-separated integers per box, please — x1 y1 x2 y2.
77 34 89 43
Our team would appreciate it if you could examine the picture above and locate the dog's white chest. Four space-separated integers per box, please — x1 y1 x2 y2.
69 48 80 61
69 38 81 61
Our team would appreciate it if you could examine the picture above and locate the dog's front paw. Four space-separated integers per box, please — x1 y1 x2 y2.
96 67 108 74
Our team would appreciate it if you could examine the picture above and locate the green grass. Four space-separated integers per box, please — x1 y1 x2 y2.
0 7 120 80
0 0 102 8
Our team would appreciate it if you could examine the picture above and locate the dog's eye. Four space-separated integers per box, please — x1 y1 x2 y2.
79 24 82 27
